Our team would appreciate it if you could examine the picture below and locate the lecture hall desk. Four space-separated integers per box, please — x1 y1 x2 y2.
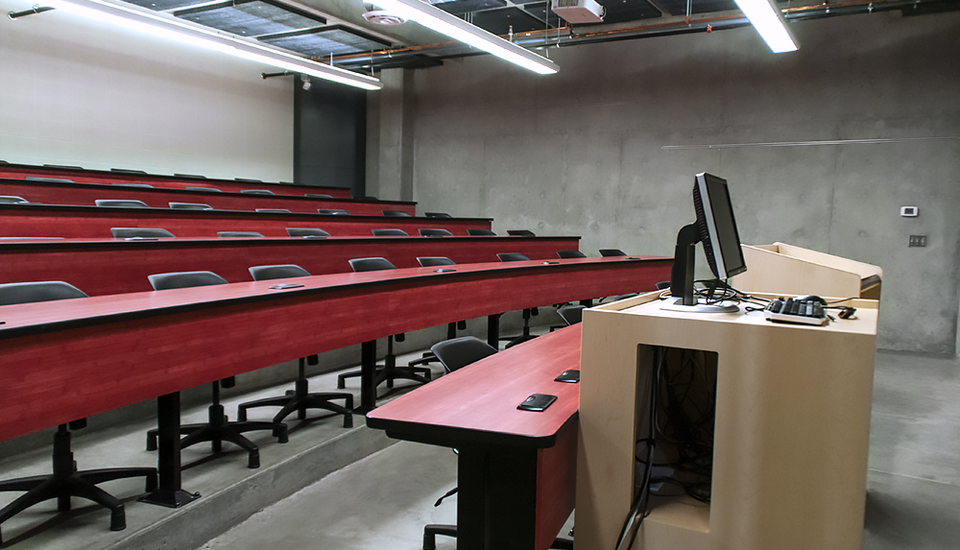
0 163 350 197
368 324 583 550
0 235 582 295
0 177 414 216
0 203 490 239
0 256 671 501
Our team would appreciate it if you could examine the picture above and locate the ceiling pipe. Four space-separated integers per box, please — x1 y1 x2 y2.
332 0 948 70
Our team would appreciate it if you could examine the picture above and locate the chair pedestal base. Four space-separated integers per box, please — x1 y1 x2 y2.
0 426 158 544
238 358 354 428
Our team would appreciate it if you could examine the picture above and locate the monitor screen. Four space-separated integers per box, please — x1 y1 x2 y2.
694 173 747 280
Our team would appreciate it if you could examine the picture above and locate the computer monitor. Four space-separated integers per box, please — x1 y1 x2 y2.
667 172 747 312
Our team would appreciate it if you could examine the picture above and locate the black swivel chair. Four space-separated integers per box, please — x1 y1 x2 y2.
236 265 354 429
144 271 283 468
25 176 74 183
418 228 453 237
217 231 264 238
169 202 213 210
496 253 539 347
382 210 412 217
599 248 628 256
184 186 222 192
467 229 496 236
111 182 153 188
557 250 587 258
507 229 536 237
240 189 274 195
0 195 28 204
110 227 175 238
304 193 332 198
286 227 330 237
317 209 350 215
424 212 452 218
372 228 409 237
337 258 431 391
256 208 291 213
557 304 586 325
95 199 150 208
0 282 158 542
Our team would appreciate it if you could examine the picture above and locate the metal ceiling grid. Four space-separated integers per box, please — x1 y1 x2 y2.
173 0 326 36
260 25 392 56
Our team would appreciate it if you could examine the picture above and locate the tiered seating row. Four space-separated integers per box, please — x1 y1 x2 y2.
0 203 491 238
0 162 350 198
0 236 583 296
0 178 415 216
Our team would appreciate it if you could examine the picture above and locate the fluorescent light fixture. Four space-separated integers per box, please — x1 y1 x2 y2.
370 0 558 75
45 0 383 90
732 0 798 53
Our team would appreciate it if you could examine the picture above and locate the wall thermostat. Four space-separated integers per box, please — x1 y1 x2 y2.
900 206 918 217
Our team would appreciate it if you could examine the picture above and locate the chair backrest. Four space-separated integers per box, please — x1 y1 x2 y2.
185 186 222 192
286 227 330 237
417 256 456 267
111 182 153 188
419 228 453 237
304 193 332 198
0 281 87 306
599 248 627 257
430 336 497 373
382 210 412 217
240 189 274 195
372 228 408 237
249 264 311 281
497 253 530 262
256 208 291 213
467 229 496 236
349 257 396 272
148 270 227 290
110 227 175 238
318 209 350 215
0 195 28 204
217 231 264 238
425 212 452 218
507 230 536 237
25 176 74 183
557 250 587 258
95 199 150 208
169 202 213 210
557 304 586 325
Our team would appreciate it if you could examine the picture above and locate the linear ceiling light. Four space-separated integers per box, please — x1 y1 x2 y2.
369 0 559 75
44 0 383 90
732 0 798 53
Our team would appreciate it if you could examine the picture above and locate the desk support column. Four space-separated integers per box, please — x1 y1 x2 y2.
357 340 378 413
139 392 200 508
486 315 499 349
457 446 538 550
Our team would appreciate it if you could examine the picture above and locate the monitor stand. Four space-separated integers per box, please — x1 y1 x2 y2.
661 299 740 314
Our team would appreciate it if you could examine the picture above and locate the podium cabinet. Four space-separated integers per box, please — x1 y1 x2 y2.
575 292 879 550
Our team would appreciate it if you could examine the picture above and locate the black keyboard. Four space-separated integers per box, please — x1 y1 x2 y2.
764 297 828 326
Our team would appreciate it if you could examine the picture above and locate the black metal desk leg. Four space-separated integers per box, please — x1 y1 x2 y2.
139 391 200 508
356 340 378 413
487 315 500 349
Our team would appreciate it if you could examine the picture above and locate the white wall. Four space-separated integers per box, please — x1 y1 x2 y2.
0 0 293 181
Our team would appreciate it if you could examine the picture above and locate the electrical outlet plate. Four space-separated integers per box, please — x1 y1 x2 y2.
909 235 927 247
901 206 919 217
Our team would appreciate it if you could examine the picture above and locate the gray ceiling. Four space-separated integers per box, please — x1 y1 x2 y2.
119 0 960 73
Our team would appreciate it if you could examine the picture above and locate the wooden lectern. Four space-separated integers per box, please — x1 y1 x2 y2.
575 289 879 550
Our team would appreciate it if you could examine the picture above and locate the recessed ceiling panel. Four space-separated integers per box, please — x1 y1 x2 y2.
175 0 325 37
122 0 210 11
472 6 551 34
431 0 507 16
656 0 739 16
260 25 391 56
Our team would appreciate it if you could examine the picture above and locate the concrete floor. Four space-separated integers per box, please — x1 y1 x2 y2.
1 347 959 550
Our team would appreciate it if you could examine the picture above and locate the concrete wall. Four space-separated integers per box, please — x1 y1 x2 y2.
0 0 293 181
396 10 960 354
